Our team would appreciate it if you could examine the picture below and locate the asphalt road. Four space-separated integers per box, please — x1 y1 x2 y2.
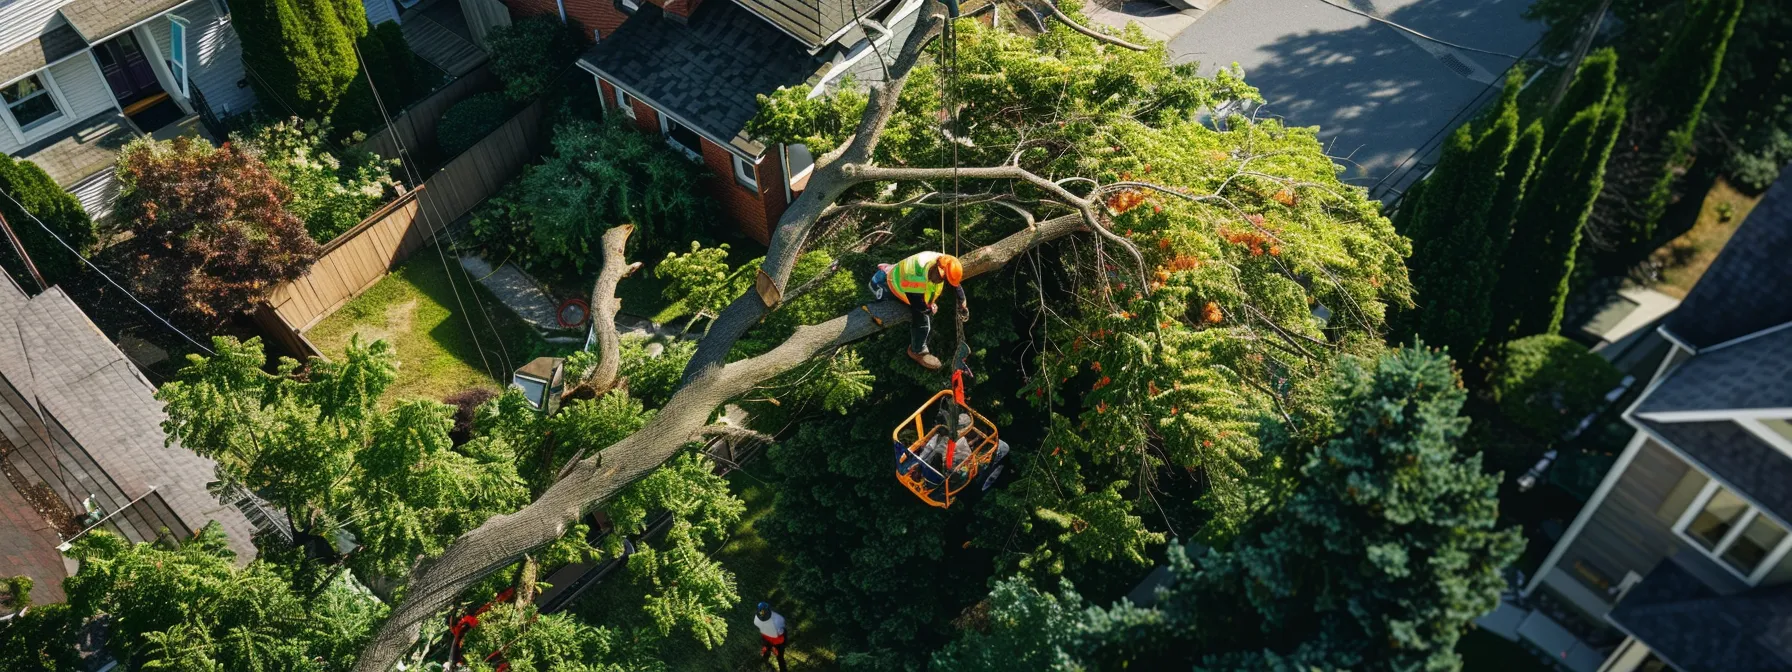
1167 0 1546 199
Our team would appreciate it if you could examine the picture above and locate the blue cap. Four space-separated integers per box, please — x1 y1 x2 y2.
757 601 771 611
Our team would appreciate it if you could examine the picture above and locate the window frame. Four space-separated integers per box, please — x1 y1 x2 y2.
732 154 758 191
659 115 703 162
167 16 190 98
619 0 640 12
0 69 70 143
1671 479 1792 585
612 85 636 119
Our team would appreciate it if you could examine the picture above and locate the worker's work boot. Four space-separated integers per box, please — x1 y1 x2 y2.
908 348 943 370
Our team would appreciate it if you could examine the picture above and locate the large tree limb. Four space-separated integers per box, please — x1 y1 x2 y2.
1038 0 1150 52
681 5 947 382
351 212 1087 671
578 225 639 396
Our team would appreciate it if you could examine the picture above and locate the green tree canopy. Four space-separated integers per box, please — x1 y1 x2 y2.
0 154 94 290
234 0 368 119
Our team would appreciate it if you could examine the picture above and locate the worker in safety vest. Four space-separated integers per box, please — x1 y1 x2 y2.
868 251 968 370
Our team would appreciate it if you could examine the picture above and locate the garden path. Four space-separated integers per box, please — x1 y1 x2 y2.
459 255 562 331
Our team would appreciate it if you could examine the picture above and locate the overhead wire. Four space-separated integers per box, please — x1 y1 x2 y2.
0 188 215 355
351 42 510 381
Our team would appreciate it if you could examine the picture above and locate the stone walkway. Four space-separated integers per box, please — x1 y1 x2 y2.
459 255 562 332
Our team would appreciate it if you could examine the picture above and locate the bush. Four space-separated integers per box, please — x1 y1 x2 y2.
619 338 695 409
234 0 367 118
4 575 31 610
334 22 443 138
516 119 711 270
485 17 580 102
0 154 95 289
236 117 397 241
1489 334 1623 438
112 136 319 319
446 387 499 445
437 92 513 157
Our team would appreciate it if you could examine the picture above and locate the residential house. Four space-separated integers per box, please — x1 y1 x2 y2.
1521 169 1792 672
521 0 938 242
0 274 274 606
0 0 257 218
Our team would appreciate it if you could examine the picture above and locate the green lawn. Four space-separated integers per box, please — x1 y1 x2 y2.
570 470 838 670
305 257 546 403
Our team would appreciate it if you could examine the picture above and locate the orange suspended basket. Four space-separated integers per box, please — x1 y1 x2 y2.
891 388 1001 509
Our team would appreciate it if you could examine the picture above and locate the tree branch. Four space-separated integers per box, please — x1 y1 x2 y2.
1039 0 1149 52
579 225 638 395
351 209 1088 671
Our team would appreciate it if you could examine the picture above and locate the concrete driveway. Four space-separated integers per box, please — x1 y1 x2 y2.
1089 0 1546 199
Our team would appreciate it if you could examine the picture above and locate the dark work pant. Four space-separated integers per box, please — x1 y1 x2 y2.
761 637 787 671
905 292 931 353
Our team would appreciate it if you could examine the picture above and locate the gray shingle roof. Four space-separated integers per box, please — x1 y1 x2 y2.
0 281 257 563
1607 558 1792 672
1664 165 1792 350
0 23 86 86
58 0 186 43
1641 419 1792 526
580 3 823 156
731 0 885 48
1634 326 1792 415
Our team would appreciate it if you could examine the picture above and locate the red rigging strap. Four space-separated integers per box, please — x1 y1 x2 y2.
952 369 965 406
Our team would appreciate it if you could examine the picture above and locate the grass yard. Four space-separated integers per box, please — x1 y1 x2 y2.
306 257 545 403
1650 177 1763 298
570 470 838 670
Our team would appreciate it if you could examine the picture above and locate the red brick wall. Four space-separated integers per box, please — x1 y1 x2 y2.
758 145 789 234
659 0 706 19
700 138 775 243
507 0 629 42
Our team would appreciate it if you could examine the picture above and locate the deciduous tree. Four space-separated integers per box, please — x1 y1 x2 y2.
112 137 319 319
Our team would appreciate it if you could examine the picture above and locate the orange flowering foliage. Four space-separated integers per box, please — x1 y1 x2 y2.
114 137 318 319
1219 227 1276 256
1271 189 1297 206
1203 302 1224 324
1106 188 1148 214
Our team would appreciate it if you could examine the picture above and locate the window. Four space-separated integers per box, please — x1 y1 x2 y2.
1 73 63 132
1674 480 1792 583
733 155 758 190
168 18 190 97
661 116 702 161
784 143 814 192
613 86 635 119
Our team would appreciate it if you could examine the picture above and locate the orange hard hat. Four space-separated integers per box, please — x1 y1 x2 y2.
938 255 964 285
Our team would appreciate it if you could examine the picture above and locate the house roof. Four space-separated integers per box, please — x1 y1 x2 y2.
580 2 823 156
0 475 68 605
57 0 185 43
1634 326 1792 416
1639 419 1792 527
1662 165 1792 351
1607 558 1792 672
0 22 84 85
731 0 891 49
0 281 258 564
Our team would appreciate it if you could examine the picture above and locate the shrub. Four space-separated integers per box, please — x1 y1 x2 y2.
619 338 695 409
485 17 580 102
446 387 499 445
437 92 513 157
234 0 367 118
0 154 95 289
236 117 397 241
466 181 534 270
1489 334 1623 438
334 21 443 138
516 119 711 271
112 136 319 319
4 575 31 610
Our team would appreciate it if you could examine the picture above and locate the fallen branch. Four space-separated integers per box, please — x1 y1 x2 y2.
1038 0 1149 52
579 225 639 395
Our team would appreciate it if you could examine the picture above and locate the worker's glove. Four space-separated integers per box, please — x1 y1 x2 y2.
927 303 939 315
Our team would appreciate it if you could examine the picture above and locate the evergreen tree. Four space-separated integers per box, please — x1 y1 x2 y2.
1485 121 1544 269
936 346 1523 670
1593 0 1742 252
234 0 368 118
1543 49 1618 149
1493 96 1627 339
1397 74 1522 363
0 154 94 290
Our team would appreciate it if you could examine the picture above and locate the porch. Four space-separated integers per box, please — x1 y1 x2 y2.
399 0 492 78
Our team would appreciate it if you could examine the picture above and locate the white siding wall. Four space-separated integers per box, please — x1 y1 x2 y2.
46 55 114 120
151 2 257 118
363 0 401 26
0 0 68 56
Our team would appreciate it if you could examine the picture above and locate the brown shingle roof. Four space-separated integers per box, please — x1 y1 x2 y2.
58 0 186 43
0 23 86 86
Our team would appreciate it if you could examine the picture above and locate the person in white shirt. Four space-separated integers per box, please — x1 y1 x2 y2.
753 601 788 671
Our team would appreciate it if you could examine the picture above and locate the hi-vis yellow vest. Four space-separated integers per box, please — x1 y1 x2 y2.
888 251 945 304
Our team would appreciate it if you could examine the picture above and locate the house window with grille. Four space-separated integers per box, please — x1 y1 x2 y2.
614 87 636 119
1 72 63 132
1674 480 1792 583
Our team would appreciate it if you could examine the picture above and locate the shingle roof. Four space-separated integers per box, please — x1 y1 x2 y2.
0 475 68 605
58 0 186 43
1640 419 1792 526
0 281 257 564
0 23 86 86
1634 326 1792 415
730 0 891 49
1607 558 1792 672
1663 165 1792 350
580 3 823 156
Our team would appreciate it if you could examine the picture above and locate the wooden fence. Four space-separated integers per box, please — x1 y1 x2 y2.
356 65 498 164
254 96 550 360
